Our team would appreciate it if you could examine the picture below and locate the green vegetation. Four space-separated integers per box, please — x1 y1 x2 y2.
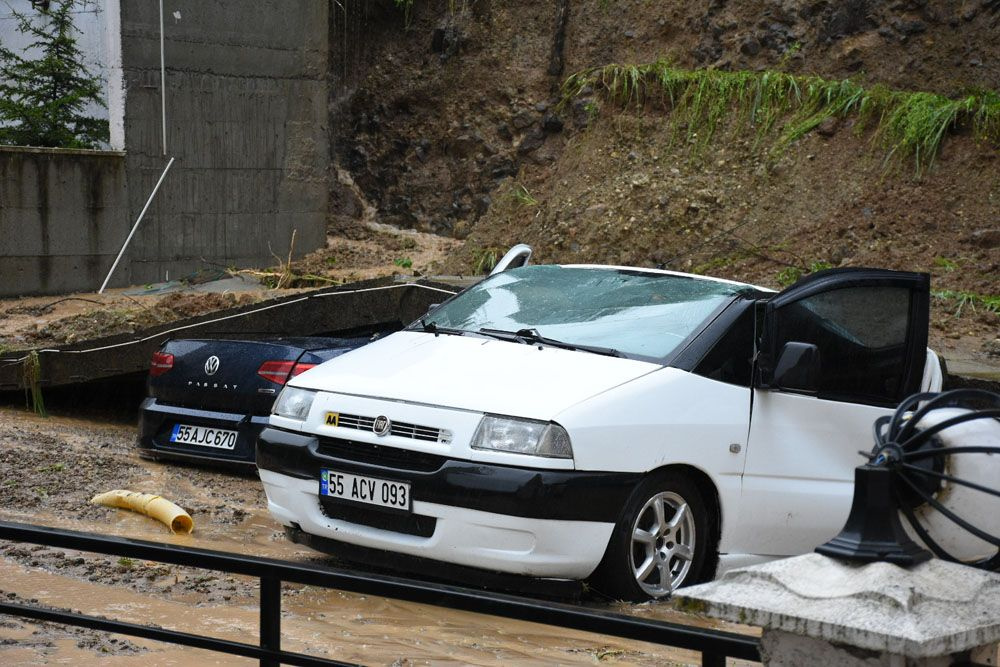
471 246 503 275
393 0 413 24
691 250 754 275
776 261 833 287
22 350 46 417
117 557 136 570
512 184 539 206
562 61 1000 173
933 256 958 271
932 290 1000 317
672 595 708 614
0 0 108 148
393 257 413 269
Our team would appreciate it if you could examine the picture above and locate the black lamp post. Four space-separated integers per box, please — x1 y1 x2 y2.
816 463 931 565
817 389 1000 569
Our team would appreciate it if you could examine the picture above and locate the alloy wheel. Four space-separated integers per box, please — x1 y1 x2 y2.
629 491 696 597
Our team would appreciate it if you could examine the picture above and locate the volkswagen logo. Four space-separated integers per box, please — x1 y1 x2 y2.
372 415 391 436
204 355 220 376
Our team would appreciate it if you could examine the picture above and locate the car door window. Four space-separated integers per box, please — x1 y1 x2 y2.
694 306 755 387
769 285 911 404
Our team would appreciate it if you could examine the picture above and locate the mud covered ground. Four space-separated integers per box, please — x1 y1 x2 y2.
0 408 756 665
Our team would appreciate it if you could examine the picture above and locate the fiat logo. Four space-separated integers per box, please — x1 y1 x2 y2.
204 355 220 376
372 415 391 436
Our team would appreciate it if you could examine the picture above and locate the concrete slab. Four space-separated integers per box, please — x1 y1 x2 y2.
677 553 1000 658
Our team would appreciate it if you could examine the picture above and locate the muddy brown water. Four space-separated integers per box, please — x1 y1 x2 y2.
0 407 757 665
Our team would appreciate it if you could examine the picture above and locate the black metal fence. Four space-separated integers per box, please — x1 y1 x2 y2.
0 520 760 666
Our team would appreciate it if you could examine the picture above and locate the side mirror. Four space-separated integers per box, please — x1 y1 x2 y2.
773 342 820 393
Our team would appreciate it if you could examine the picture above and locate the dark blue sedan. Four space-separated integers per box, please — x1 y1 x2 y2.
137 336 376 468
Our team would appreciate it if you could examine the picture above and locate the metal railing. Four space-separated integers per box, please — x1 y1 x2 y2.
0 520 760 666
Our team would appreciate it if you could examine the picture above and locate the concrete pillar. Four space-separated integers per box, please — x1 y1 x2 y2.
677 553 1000 666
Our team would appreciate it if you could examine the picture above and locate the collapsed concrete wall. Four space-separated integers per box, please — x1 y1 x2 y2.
0 0 329 295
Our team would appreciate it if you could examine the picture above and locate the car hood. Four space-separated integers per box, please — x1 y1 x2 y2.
290 331 660 419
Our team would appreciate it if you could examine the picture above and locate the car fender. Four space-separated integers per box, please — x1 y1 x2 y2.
555 366 750 546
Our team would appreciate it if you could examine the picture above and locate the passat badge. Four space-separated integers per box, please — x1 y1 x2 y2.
372 415 391 436
204 355 220 376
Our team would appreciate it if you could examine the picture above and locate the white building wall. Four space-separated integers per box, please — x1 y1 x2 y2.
0 0 123 149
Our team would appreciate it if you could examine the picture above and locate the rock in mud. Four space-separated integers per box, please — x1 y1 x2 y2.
511 110 536 130
517 128 546 155
816 117 841 137
542 112 564 134
964 228 1000 249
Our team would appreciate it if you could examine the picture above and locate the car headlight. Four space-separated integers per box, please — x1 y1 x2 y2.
272 387 316 421
470 415 573 459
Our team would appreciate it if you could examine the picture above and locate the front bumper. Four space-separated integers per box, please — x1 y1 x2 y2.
256 426 639 579
136 397 266 468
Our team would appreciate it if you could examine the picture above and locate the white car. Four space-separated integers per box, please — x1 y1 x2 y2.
257 260 941 599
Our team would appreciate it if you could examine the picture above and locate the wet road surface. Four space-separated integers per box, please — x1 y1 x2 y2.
0 407 758 665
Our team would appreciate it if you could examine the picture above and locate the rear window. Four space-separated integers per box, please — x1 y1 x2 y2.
417 265 743 361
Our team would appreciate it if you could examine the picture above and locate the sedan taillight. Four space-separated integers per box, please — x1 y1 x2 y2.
257 361 317 385
289 363 316 378
150 351 174 377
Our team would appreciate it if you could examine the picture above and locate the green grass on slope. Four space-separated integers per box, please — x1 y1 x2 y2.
562 61 1000 174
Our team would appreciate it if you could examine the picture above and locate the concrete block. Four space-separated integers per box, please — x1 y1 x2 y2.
111 0 329 285
277 180 327 215
0 149 128 294
678 553 1000 658
0 254 117 296
122 0 327 59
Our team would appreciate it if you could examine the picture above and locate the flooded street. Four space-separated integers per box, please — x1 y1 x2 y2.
0 407 757 665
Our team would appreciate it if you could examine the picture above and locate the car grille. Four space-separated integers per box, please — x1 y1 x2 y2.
317 437 446 473
335 412 451 443
319 497 436 538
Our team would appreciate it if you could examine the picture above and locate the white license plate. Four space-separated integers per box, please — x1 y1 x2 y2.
320 469 411 511
169 424 238 450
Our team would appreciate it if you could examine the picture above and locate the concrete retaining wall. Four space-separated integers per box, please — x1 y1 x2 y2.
118 0 330 287
0 147 128 295
0 0 329 295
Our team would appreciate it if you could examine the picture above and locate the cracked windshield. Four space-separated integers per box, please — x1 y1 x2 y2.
422 265 744 360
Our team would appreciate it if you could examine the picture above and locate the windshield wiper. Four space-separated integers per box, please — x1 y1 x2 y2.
478 327 625 358
420 320 467 336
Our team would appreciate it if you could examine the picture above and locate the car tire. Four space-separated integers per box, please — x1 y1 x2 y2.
593 471 711 601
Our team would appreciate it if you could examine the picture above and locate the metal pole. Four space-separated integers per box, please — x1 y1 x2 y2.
159 0 166 155
259 576 281 667
98 157 175 294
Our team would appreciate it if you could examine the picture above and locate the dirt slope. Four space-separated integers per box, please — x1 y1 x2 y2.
327 0 1000 366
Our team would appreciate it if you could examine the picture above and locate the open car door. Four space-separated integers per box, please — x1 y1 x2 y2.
732 268 930 557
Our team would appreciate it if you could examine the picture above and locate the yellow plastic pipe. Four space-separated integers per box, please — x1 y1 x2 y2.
90 489 194 534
